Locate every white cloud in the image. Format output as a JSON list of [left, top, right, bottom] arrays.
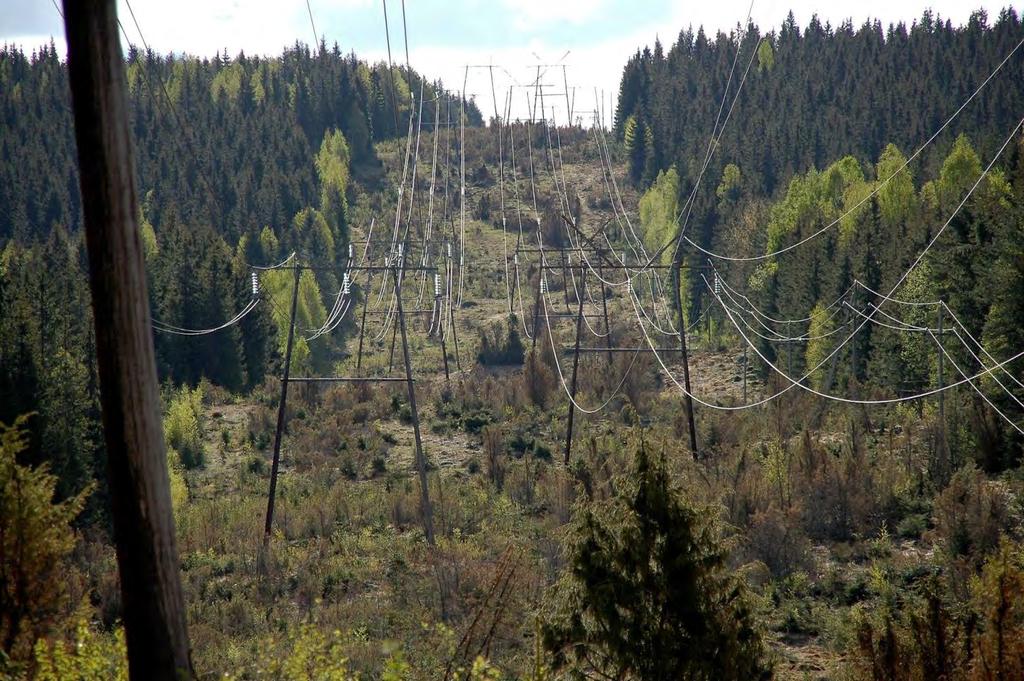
[[115, 0, 307, 56], [502, 0, 608, 30], [399, 3, 692, 125]]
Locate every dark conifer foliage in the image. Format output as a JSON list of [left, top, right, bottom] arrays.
[[0, 40, 481, 505], [616, 9, 1024, 240]]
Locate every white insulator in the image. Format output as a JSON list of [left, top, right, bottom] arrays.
[[540, 277, 548, 294], [398, 243, 404, 258], [342, 272, 351, 295], [348, 243, 353, 259], [513, 253, 518, 266], [434, 273, 442, 297], [251, 272, 259, 295], [447, 243, 452, 259]]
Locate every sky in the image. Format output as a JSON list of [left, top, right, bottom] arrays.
[[3, 1, 1020, 122]]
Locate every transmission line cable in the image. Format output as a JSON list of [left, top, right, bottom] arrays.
[[667, 31, 1024, 264], [633, 114, 1024, 410]]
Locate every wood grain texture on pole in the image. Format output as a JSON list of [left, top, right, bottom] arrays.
[[62, 0, 194, 678]]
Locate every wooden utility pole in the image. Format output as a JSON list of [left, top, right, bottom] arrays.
[[531, 271, 543, 351], [448, 287, 462, 370], [263, 264, 301, 547], [435, 282, 451, 381], [937, 304, 948, 476], [787, 320, 794, 377], [672, 264, 699, 459], [63, 0, 193, 677], [356, 271, 373, 373], [563, 268, 587, 465], [394, 266, 436, 545], [388, 312, 400, 372], [598, 259, 613, 368], [742, 344, 748, 403]]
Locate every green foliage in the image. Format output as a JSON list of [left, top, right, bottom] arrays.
[[476, 315, 525, 366], [210, 61, 245, 102], [756, 40, 774, 72], [165, 384, 206, 469], [876, 143, 917, 227], [937, 134, 983, 210], [0, 416, 91, 665], [804, 303, 836, 389], [32, 618, 127, 681], [716, 163, 743, 211], [291, 207, 336, 264], [542, 444, 770, 680], [228, 624, 355, 680], [260, 226, 281, 260], [261, 267, 329, 372], [139, 217, 158, 262], [849, 539, 1024, 681], [623, 114, 655, 184], [316, 128, 351, 229], [638, 166, 679, 266]]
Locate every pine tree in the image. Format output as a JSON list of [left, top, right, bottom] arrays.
[[542, 444, 770, 680]]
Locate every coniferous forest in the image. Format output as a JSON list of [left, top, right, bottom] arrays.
[[3, 6, 1024, 680]]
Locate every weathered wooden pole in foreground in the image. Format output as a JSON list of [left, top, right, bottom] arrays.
[[63, 0, 193, 677]]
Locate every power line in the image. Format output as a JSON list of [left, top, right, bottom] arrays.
[[669, 31, 1024, 265], [380, 0, 401, 133], [634, 114, 1023, 410], [119, 0, 222, 225], [305, 0, 321, 54]]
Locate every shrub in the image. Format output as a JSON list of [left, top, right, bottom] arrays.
[[522, 349, 554, 407], [165, 384, 206, 468], [0, 417, 91, 666], [848, 539, 1024, 681], [31, 617, 127, 681], [477, 316, 525, 366], [930, 464, 1017, 567], [483, 426, 505, 491], [744, 506, 813, 578]]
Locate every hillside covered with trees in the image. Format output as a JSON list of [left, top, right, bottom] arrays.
[[3, 6, 1024, 680]]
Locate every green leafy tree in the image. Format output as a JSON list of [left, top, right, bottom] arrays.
[[803, 302, 836, 390], [164, 384, 206, 469], [315, 128, 351, 231]]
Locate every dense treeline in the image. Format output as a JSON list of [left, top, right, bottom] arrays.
[[731, 133, 1024, 471], [0, 41, 481, 508], [617, 8, 1024, 248], [0, 41, 481, 244], [623, 9, 1024, 471]]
